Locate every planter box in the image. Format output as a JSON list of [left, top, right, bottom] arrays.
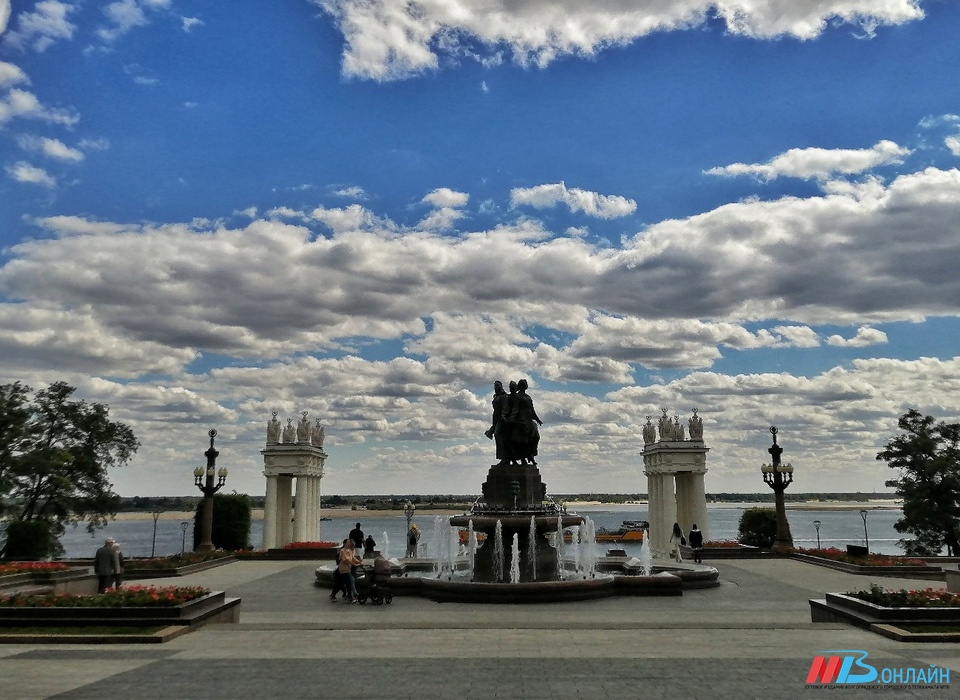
[[792, 553, 943, 580], [0, 567, 98, 596], [264, 548, 339, 560], [125, 555, 236, 579], [811, 592, 960, 642], [0, 591, 240, 628]]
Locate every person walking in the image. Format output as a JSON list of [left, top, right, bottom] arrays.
[[688, 524, 704, 564], [111, 541, 125, 589], [94, 538, 120, 593], [348, 522, 364, 550], [337, 539, 362, 603], [669, 522, 685, 563], [330, 539, 349, 601]]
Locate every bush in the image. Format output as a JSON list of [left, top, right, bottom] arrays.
[[738, 507, 778, 548], [193, 493, 251, 551], [2, 520, 57, 560]]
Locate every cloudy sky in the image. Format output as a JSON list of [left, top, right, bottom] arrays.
[[1, 0, 959, 499]]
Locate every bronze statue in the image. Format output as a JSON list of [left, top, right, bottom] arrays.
[[484, 380, 510, 465], [487, 378, 542, 466]]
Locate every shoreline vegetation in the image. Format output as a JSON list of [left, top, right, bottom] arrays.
[[109, 493, 902, 522]]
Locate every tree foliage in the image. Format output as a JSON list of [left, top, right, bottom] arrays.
[[193, 494, 252, 551], [0, 381, 139, 557], [877, 409, 960, 556], [737, 507, 778, 548]]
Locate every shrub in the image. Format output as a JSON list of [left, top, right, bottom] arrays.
[[0, 585, 210, 608], [0, 562, 69, 576], [737, 507, 778, 548], [193, 493, 251, 551], [2, 520, 57, 560]]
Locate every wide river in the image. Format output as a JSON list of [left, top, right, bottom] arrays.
[[59, 503, 908, 559]]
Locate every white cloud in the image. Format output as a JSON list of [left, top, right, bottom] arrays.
[[332, 185, 369, 199], [422, 187, 469, 208], [827, 326, 888, 347], [313, 0, 924, 81], [511, 182, 636, 219], [78, 137, 110, 151], [946, 136, 960, 157], [181, 16, 203, 32], [705, 140, 912, 180], [16, 134, 84, 162], [0, 61, 28, 87], [5, 160, 55, 187], [0, 88, 79, 126], [98, 0, 171, 42], [0, 0, 10, 35], [2, 0, 76, 52]]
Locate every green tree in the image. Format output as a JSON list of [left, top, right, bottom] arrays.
[[737, 507, 778, 548], [0, 381, 139, 558], [877, 409, 960, 556], [192, 494, 252, 551]]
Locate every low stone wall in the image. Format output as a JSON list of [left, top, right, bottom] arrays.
[[125, 555, 237, 579], [0, 568, 98, 596], [792, 553, 944, 580], [810, 592, 960, 642]]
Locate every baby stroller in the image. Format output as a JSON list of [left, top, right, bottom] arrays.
[[356, 562, 393, 605]]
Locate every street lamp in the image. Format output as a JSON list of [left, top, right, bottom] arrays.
[[860, 509, 869, 552], [180, 521, 189, 554], [193, 429, 227, 552], [761, 426, 794, 551], [150, 509, 162, 558], [813, 520, 822, 550]]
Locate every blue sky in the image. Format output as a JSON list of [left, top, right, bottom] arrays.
[[1, 0, 959, 498]]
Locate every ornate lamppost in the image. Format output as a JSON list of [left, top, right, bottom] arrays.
[[150, 508, 162, 558], [404, 500, 416, 530], [761, 426, 794, 550], [193, 429, 227, 552], [813, 519, 822, 549], [860, 509, 869, 552]]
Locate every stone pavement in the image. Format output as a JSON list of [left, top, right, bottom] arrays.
[[2, 559, 960, 699]]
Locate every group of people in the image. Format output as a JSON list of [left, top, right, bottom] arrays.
[[669, 522, 704, 563], [331, 522, 391, 603], [485, 379, 543, 466], [94, 538, 125, 593]]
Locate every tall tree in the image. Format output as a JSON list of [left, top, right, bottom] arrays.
[[877, 409, 960, 556], [0, 381, 139, 557]]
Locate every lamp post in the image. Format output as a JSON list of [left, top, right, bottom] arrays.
[[813, 519, 822, 550], [150, 509, 162, 558], [761, 426, 794, 551], [404, 500, 416, 530], [180, 521, 189, 554], [193, 429, 227, 552], [860, 509, 869, 552]]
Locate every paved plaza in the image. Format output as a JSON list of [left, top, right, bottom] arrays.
[[2, 559, 959, 699]]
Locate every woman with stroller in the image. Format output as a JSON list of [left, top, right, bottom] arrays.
[[333, 539, 362, 603]]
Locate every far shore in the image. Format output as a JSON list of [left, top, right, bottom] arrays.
[[110, 500, 901, 522]]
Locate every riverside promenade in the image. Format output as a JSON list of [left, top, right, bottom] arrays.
[[2, 559, 959, 699]]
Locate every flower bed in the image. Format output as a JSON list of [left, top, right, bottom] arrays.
[[283, 541, 338, 549], [848, 583, 960, 608], [126, 551, 233, 571], [0, 562, 69, 577], [799, 547, 926, 567], [0, 585, 210, 609], [704, 540, 741, 548], [791, 548, 942, 579], [811, 585, 960, 642]]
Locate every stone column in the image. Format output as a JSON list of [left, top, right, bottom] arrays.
[[262, 475, 279, 550], [646, 471, 677, 558], [293, 476, 308, 542], [689, 471, 709, 541], [307, 476, 318, 542], [675, 472, 694, 533], [277, 476, 293, 547]]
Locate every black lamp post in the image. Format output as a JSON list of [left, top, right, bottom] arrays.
[[404, 500, 415, 530], [150, 509, 162, 558], [813, 519, 822, 549], [761, 426, 794, 550], [860, 509, 869, 552], [180, 521, 189, 554], [193, 429, 227, 552]]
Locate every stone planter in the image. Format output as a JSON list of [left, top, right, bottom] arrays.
[[124, 555, 236, 579], [811, 592, 960, 642], [792, 553, 943, 580], [0, 567, 97, 596]]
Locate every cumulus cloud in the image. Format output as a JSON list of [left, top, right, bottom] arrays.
[[181, 16, 203, 32], [705, 140, 912, 180], [422, 187, 469, 208], [510, 182, 637, 219], [0, 61, 28, 87], [2, 0, 76, 52], [5, 160, 55, 187], [0, 88, 79, 126], [946, 136, 960, 157], [827, 326, 888, 347], [312, 0, 924, 81], [98, 0, 171, 43], [16, 134, 84, 161], [332, 185, 369, 199]]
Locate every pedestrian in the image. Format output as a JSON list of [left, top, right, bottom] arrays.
[[111, 541, 125, 589], [330, 539, 349, 602], [348, 522, 364, 550], [406, 523, 420, 558], [337, 539, 362, 603], [669, 522, 685, 563], [94, 538, 120, 593], [688, 524, 704, 564], [364, 534, 376, 557]]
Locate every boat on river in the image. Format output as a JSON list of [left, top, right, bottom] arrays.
[[564, 520, 648, 543]]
